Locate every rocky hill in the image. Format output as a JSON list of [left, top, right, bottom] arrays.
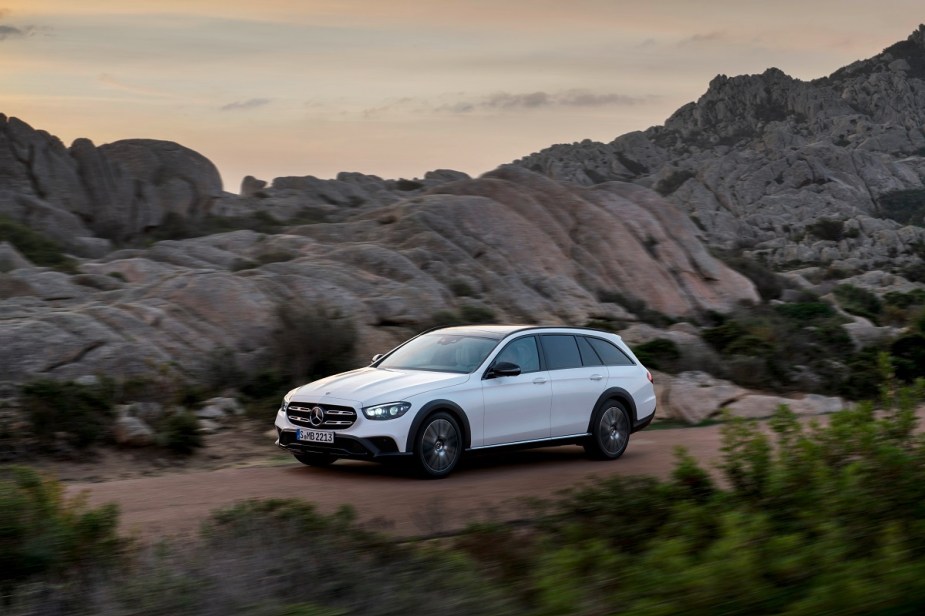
[[7, 27, 925, 419], [0, 115, 757, 383], [515, 25, 925, 282]]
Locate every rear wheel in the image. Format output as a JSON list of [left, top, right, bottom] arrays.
[[414, 412, 462, 478], [293, 452, 337, 467], [585, 400, 631, 460]]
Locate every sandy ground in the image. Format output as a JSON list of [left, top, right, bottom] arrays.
[[56, 422, 728, 540], [47, 407, 923, 541]]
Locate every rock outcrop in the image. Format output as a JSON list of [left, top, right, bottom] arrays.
[[0, 115, 223, 248], [1, 164, 757, 383], [514, 25, 925, 279]]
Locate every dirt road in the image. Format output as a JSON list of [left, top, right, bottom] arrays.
[[67, 424, 728, 539]]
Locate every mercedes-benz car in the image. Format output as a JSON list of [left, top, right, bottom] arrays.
[[275, 325, 656, 478]]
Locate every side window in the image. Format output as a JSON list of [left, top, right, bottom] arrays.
[[493, 336, 540, 373], [577, 336, 603, 366], [587, 337, 634, 366], [541, 335, 583, 370]]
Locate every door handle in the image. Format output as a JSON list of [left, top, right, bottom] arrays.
[[590, 374, 603, 381], [533, 377, 547, 385]]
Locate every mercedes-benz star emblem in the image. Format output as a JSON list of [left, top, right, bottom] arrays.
[[309, 406, 325, 427]]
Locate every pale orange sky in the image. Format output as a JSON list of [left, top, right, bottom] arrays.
[[1, 1, 922, 191]]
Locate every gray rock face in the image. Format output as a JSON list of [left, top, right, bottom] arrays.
[[514, 25, 925, 276], [1, 165, 757, 384], [0, 115, 224, 247]]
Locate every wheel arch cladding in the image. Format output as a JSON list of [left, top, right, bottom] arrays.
[[408, 399, 472, 451], [586, 388, 637, 433]]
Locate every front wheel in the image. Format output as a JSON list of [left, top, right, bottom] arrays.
[[293, 452, 337, 467], [585, 400, 631, 460], [414, 412, 462, 478]]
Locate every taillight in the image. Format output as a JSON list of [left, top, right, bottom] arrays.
[[646, 370, 653, 383]]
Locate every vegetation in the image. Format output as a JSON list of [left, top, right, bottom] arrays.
[[271, 302, 357, 383], [805, 218, 857, 241], [834, 283, 883, 323], [714, 251, 784, 301], [655, 169, 695, 196], [20, 379, 115, 451], [0, 215, 77, 273], [633, 338, 681, 372], [428, 304, 497, 328], [7, 376, 925, 615], [158, 411, 203, 454], [877, 187, 925, 227], [0, 466, 122, 591], [699, 300, 881, 398]]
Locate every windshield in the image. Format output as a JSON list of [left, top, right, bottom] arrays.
[[377, 333, 500, 374]]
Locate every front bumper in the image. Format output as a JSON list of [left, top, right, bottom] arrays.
[[276, 428, 412, 461]]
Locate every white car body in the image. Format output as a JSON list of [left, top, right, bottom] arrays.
[[275, 325, 656, 477]]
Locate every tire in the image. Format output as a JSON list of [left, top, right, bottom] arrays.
[[414, 412, 462, 478], [584, 400, 631, 460], [293, 452, 338, 467]]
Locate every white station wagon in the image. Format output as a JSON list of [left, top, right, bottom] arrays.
[[275, 325, 656, 478]]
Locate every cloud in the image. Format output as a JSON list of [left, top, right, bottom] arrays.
[[435, 89, 648, 113], [678, 31, 727, 46], [221, 98, 271, 111], [0, 23, 35, 40], [98, 73, 178, 98]]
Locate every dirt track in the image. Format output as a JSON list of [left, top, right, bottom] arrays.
[[67, 424, 728, 539]]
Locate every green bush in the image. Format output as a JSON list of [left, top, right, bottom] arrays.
[[834, 283, 883, 323], [806, 218, 847, 241], [633, 338, 681, 372], [718, 253, 784, 301], [271, 303, 357, 381], [20, 379, 115, 450], [0, 215, 77, 273], [0, 466, 121, 587], [700, 302, 874, 396], [877, 188, 925, 227], [159, 411, 203, 454], [453, 382, 925, 614]]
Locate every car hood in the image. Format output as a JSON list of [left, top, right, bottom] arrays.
[[291, 367, 470, 406]]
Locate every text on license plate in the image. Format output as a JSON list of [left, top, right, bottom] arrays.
[[296, 428, 334, 443]]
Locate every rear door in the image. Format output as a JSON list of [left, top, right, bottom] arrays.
[[541, 334, 607, 438]]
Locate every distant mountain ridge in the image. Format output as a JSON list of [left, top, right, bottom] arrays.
[[514, 25, 925, 280]]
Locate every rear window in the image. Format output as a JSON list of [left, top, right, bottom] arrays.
[[576, 336, 603, 366], [587, 337, 634, 366], [541, 335, 583, 370]]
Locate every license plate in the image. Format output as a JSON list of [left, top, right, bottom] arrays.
[[296, 428, 334, 443]]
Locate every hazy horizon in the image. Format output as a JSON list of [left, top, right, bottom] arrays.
[[1, 1, 922, 191]]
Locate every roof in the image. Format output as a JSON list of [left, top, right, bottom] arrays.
[[426, 324, 623, 340]]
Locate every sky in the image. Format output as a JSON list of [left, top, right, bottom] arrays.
[[1, 1, 923, 191]]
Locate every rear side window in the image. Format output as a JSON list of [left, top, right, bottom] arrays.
[[541, 335, 582, 370], [576, 336, 603, 366], [587, 337, 634, 366]]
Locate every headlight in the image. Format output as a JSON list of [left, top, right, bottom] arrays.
[[280, 388, 298, 413], [362, 402, 411, 420]]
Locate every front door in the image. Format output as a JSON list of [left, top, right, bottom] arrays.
[[481, 335, 551, 446]]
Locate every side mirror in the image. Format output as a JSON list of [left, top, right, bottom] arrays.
[[371, 354, 384, 364], [485, 361, 521, 379]]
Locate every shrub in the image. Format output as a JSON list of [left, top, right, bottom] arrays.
[[834, 283, 882, 323], [427, 304, 497, 328], [806, 218, 846, 241], [877, 188, 925, 227], [633, 338, 681, 372], [890, 334, 925, 383], [271, 303, 357, 381], [159, 411, 203, 454], [718, 253, 784, 301], [20, 379, 115, 450], [0, 466, 121, 588], [0, 215, 77, 273], [655, 169, 695, 196]]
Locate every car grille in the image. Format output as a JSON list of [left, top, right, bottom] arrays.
[[287, 403, 357, 429]]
